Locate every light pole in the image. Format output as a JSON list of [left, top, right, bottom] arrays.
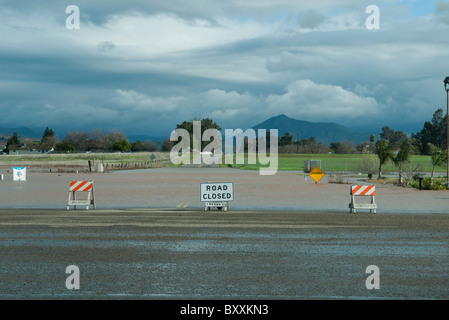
[[445, 77, 449, 188]]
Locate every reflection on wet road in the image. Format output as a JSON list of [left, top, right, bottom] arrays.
[[0, 209, 447, 299]]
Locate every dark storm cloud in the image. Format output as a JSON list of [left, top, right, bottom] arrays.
[[1, 0, 449, 139]]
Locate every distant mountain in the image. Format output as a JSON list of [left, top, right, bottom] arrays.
[[252, 114, 369, 145], [0, 127, 40, 138]]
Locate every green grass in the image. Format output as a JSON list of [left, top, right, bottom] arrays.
[[220, 153, 442, 173]]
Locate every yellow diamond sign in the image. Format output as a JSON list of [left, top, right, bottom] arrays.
[[309, 166, 325, 183]]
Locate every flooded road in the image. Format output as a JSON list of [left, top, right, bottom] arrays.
[[0, 209, 447, 299], [1, 168, 449, 213]]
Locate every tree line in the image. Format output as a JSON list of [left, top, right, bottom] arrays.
[[3, 127, 58, 152], [56, 130, 159, 153], [2, 108, 447, 168], [2, 128, 158, 153], [275, 108, 447, 181], [166, 110, 446, 183], [369, 109, 447, 182]]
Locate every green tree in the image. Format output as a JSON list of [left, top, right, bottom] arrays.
[[41, 127, 57, 147], [412, 109, 447, 154], [55, 141, 77, 153], [131, 140, 145, 152], [329, 142, 340, 153], [42, 127, 55, 140], [375, 139, 393, 178], [175, 118, 222, 151], [176, 117, 222, 134], [113, 139, 132, 152], [428, 143, 447, 186], [130, 140, 157, 152], [6, 131, 20, 149], [295, 136, 327, 154], [393, 138, 413, 184], [279, 132, 293, 146], [380, 126, 407, 146], [331, 140, 355, 154]]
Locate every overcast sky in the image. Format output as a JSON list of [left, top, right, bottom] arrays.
[[1, 0, 449, 139]]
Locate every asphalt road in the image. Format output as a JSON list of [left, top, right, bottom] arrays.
[[0, 208, 447, 300]]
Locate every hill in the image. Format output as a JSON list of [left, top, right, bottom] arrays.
[[252, 114, 368, 145], [0, 127, 40, 138]]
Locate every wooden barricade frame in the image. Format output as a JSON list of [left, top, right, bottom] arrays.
[[349, 185, 376, 214], [67, 180, 96, 210]]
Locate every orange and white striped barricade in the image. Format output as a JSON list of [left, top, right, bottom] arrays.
[[67, 180, 96, 210], [349, 185, 376, 214]]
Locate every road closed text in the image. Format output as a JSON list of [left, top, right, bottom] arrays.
[[202, 192, 232, 201], [200, 182, 234, 202]]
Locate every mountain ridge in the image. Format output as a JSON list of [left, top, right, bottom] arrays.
[[251, 114, 369, 145], [0, 127, 41, 139]]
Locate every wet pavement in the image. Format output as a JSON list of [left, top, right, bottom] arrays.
[[0, 209, 447, 299]]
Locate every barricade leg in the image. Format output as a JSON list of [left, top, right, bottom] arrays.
[[350, 195, 356, 214], [86, 191, 90, 210], [92, 187, 96, 210], [67, 191, 76, 210]]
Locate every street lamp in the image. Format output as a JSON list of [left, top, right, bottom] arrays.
[[445, 77, 449, 188]]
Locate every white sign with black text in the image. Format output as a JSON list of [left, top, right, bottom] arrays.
[[200, 182, 234, 202]]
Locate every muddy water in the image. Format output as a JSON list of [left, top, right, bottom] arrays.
[[1, 167, 447, 299], [0, 167, 449, 214]]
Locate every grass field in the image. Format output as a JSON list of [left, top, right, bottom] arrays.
[[221, 153, 443, 174], [0, 152, 174, 172]]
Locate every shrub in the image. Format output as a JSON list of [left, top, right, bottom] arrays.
[[411, 177, 447, 190]]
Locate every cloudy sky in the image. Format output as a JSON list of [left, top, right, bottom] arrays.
[[1, 0, 449, 140]]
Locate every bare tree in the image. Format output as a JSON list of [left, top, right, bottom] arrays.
[[105, 130, 127, 151], [142, 140, 158, 151]]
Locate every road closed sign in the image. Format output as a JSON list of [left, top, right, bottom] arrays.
[[200, 182, 234, 202]]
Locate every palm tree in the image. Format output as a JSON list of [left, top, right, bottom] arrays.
[[428, 143, 447, 186], [393, 138, 413, 185], [375, 139, 392, 178]]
